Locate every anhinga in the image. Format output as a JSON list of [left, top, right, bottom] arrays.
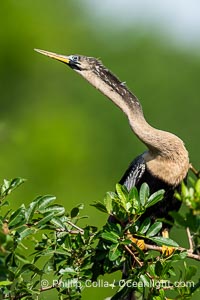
[[34, 48, 189, 234]]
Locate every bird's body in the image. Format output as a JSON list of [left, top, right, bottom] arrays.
[[35, 49, 190, 229], [119, 155, 183, 228]]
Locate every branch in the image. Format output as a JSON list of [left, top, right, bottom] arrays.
[[186, 227, 194, 252], [40, 285, 56, 292], [124, 245, 143, 267], [190, 163, 200, 179], [145, 243, 200, 261], [66, 220, 84, 234], [124, 245, 153, 280]]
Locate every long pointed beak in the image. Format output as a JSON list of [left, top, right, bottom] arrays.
[[34, 48, 70, 64]]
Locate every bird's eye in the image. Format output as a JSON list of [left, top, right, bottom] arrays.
[[71, 55, 79, 62], [68, 55, 81, 70]]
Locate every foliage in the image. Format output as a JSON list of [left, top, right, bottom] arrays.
[[0, 178, 200, 300]]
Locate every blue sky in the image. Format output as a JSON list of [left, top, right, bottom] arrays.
[[85, 0, 200, 48]]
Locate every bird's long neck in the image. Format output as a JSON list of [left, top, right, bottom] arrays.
[[80, 68, 176, 153], [79, 67, 189, 185]]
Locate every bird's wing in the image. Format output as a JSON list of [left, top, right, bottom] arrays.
[[119, 155, 146, 191]]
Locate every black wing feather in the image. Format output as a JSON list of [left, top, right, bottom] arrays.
[[119, 155, 146, 191]]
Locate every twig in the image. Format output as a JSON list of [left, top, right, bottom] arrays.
[[124, 245, 143, 267], [145, 243, 200, 261], [124, 245, 153, 279], [66, 220, 84, 234], [190, 163, 200, 179], [40, 285, 56, 292], [186, 227, 194, 253]]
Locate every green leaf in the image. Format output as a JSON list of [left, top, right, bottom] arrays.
[[36, 212, 54, 227], [0, 179, 10, 195], [0, 178, 26, 197], [59, 267, 77, 275], [77, 203, 84, 210], [37, 195, 56, 210], [195, 179, 200, 194], [0, 281, 12, 286], [101, 231, 119, 243], [153, 289, 165, 300], [181, 181, 189, 197], [17, 227, 34, 240], [168, 268, 176, 276], [19, 263, 43, 275], [146, 190, 164, 208], [129, 186, 139, 201], [109, 243, 121, 261], [139, 183, 150, 206], [171, 252, 187, 261], [116, 183, 128, 203], [9, 177, 26, 191], [71, 207, 79, 218], [0, 232, 7, 244], [146, 222, 162, 237], [9, 206, 25, 228], [174, 191, 181, 200], [122, 239, 133, 245], [50, 217, 66, 229], [91, 201, 108, 213], [104, 193, 113, 214], [0, 200, 9, 208], [139, 218, 151, 234], [185, 265, 197, 281], [155, 260, 163, 276], [25, 200, 39, 222], [70, 204, 84, 218], [150, 236, 179, 247], [169, 211, 186, 227], [39, 204, 65, 216], [140, 274, 151, 287], [6, 253, 18, 267]]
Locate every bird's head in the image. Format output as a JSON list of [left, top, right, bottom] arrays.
[[34, 48, 97, 73], [34, 48, 142, 115]]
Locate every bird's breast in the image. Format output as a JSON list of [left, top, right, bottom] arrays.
[[143, 151, 189, 186]]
